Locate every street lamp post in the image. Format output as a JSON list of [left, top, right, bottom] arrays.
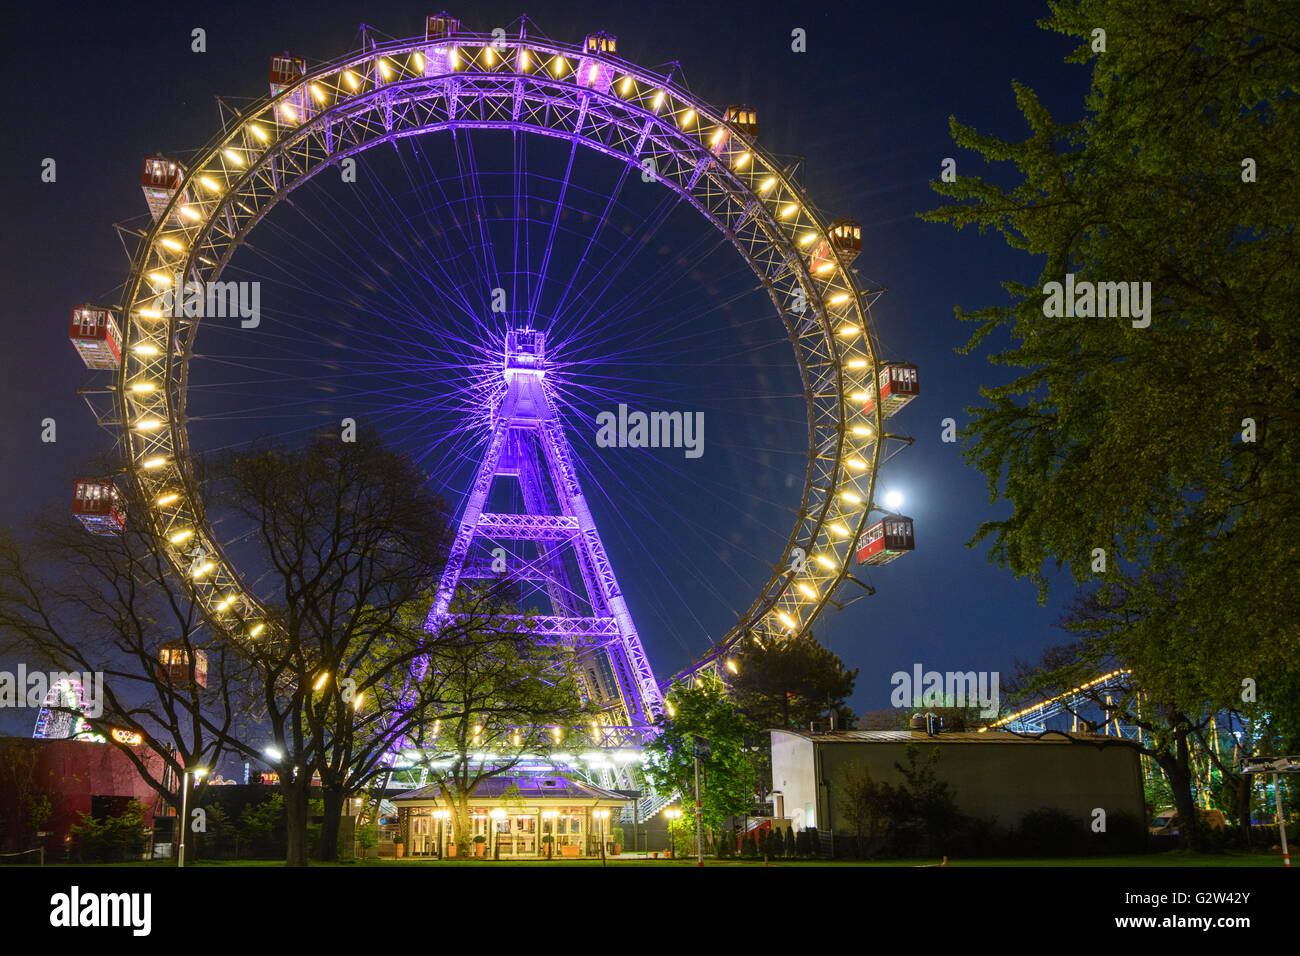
[[692, 734, 712, 868], [665, 807, 682, 858], [1243, 755, 1299, 867], [177, 765, 207, 868]]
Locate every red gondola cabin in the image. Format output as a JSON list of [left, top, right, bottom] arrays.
[[269, 53, 309, 121], [69, 305, 123, 370], [157, 642, 208, 688], [861, 362, 919, 418], [269, 53, 306, 93], [808, 218, 862, 274], [855, 516, 914, 566], [426, 12, 461, 40], [72, 479, 126, 535], [141, 155, 187, 222]]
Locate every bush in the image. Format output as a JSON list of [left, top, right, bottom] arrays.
[[784, 825, 795, 857], [1095, 810, 1148, 855], [943, 815, 1009, 859], [1014, 807, 1090, 857], [70, 801, 149, 863], [795, 828, 811, 857], [192, 802, 236, 860], [357, 822, 379, 851], [237, 794, 285, 859], [806, 826, 820, 857]]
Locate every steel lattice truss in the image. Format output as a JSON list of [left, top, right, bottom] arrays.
[[476, 513, 580, 540], [106, 23, 906, 688], [429, 330, 663, 733]]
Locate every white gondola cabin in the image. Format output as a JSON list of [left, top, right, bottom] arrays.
[[69, 305, 123, 370], [72, 478, 126, 535], [861, 362, 919, 418], [855, 516, 914, 566], [140, 155, 188, 223], [157, 641, 208, 688]]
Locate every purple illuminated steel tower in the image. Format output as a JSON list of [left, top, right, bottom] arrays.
[[427, 330, 664, 737]]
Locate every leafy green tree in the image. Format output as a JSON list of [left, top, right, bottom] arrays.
[[885, 745, 961, 856], [405, 604, 586, 858], [645, 673, 759, 837], [838, 761, 891, 857], [924, 0, 1298, 621], [923, 0, 1299, 847], [1028, 576, 1249, 847], [729, 635, 858, 731]]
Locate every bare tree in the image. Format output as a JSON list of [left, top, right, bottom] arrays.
[[0, 503, 260, 847], [203, 431, 456, 863]]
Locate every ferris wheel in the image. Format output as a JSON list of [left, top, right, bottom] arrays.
[[69, 13, 919, 712], [32, 678, 102, 741]]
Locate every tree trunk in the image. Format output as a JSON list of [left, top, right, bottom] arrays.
[[1156, 724, 1200, 850], [283, 780, 309, 867], [453, 796, 472, 857], [317, 786, 344, 862], [1236, 774, 1252, 847]]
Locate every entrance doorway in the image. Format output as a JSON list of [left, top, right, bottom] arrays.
[[496, 814, 537, 857]]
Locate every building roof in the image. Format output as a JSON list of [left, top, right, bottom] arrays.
[[773, 729, 1139, 747], [392, 774, 630, 803]]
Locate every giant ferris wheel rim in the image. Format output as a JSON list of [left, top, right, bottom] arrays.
[[110, 23, 891, 674]]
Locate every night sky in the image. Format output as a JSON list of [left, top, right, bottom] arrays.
[[0, 0, 1093, 736]]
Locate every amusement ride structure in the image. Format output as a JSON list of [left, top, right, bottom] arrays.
[[67, 14, 921, 813]]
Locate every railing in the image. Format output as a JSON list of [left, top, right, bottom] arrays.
[[623, 789, 674, 825]]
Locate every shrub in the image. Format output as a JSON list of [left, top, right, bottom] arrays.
[[1096, 810, 1147, 855], [237, 793, 285, 859], [357, 822, 379, 851], [1015, 807, 1089, 857], [795, 828, 811, 857], [70, 800, 148, 863], [193, 802, 236, 860], [784, 825, 795, 857]]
